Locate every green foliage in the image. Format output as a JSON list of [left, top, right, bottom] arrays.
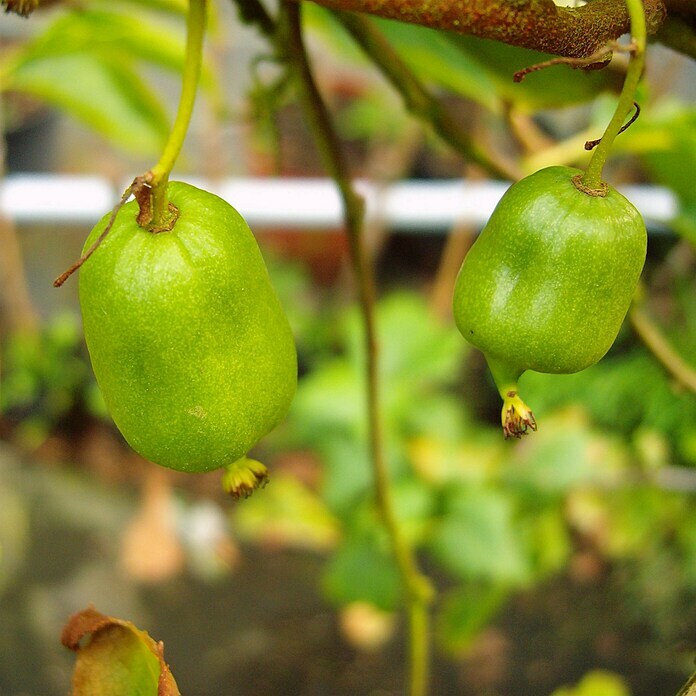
[[242, 269, 696, 656], [428, 483, 530, 584], [0, 1, 219, 156], [305, 6, 621, 114], [0, 313, 103, 446], [551, 670, 631, 696], [636, 104, 696, 246]]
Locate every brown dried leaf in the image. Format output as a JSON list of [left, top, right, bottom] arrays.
[[61, 605, 180, 696]]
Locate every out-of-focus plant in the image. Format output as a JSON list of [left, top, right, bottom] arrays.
[[0, 312, 105, 447], [0, 0, 221, 156]]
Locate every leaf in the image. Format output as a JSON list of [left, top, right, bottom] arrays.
[[93, 0, 188, 14], [436, 584, 509, 654], [305, 8, 619, 112], [622, 103, 696, 206], [428, 485, 530, 585], [61, 606, 180, 696], [443, 33, 623, 111], [370, 19, 499, 111], [11, 9, 186, 72], [233, 473, 340, 551], [551, 670, 631, 696], [7, 53, 169, 155], [322, 533, 402, 611]]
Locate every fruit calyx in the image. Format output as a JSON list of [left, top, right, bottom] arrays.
[[221, 457, 269, 500], [486, 357, 537, 439], [501, 389, 537, 439]]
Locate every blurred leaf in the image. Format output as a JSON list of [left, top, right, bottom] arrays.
[[322, 533, 402, 611], [505, 409, 626, 496], [61, 606, 180, 696], [7, 52, 169, 155], [306, 7, 619, 112], [233, 473, 340, 551], [318, 436, 373, 514], [624, 102, 696, 205], [9, 9, 186, 71], [93, 0, 188, 14], [356, 293, 466, 386], [391, 477, 436, 545], [522, 349, 696, 466], [551, 670, 631, 696], [620, 101, 696, 245], [602, 488, 683, 559], [291, 360, 365, 440], [436, 583, 509, 654], [1, 315, 94, 433], [372, 19, 498, 111], [408, 432, 502, 486], [428, 485, 530, 585], [522, 508, 571, 578], [444, 34, 622, 111]]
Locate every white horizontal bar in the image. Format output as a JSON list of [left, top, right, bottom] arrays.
[[0, 174, 678, 232]]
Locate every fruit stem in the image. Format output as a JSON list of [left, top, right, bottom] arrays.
[[580, 0, 646, 192], [147, 0, 207, 229], [486, 357, 537, 438], [283, 5, 434, 696]]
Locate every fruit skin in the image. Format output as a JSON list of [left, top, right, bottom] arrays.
[[79, 181, 297, 473], [453, 166, 647, 436]]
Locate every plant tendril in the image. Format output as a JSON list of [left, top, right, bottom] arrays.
[[584, 101, 641, 150]]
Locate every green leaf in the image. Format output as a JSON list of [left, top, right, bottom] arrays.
[[444, 33, 622, 111], [624, 103, 696, 205], [436, 584, 509, 654], [551, 670, 631, 696], [8, 53, 169, 155], [233, 473, 340, 551], [93, 0, 187, 14], [62, 606, 180, 696], [428, 485, 530, 585], [10, 9, 186, 72], [371, 19, 498, 111], [322, 533, 402, 611], [505, 412, 618, 496]]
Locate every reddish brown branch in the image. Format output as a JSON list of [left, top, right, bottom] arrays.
[[294, 0, 667, 58]]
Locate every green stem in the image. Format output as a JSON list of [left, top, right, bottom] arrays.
[[581, 0, 646, 191], [282, 4, 433, 695], [148, 0, 207, 227]]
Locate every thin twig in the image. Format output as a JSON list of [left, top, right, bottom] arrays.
[[53, 177, 144, 287], [630, 306, 696, 394], [584, 101, 641, 150], [512, 42, 627, 82]]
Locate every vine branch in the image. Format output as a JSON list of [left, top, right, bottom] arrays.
[[282, 3, 433, 695], [290, 0, 667, 59]]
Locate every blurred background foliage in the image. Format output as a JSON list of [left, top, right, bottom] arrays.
[[1, 0, 696, 694]]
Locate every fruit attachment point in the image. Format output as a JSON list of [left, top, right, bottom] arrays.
[[501, 390, 537, 439], [221, 457, 269, 500]]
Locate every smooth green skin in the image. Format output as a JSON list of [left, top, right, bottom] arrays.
[[453, 166, 647, 386], [79, 182, 297, 473]]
